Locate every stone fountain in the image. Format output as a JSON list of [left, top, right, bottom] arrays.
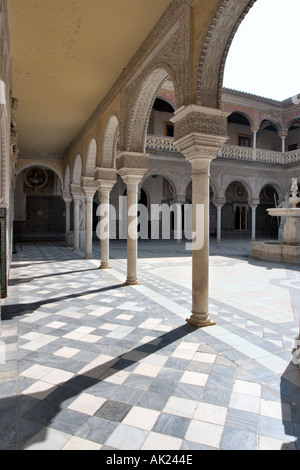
[[251, 179, 300, 265]]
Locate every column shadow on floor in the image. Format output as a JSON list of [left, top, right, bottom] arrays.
[[1, 283, 126, 321], [0, 323, 195, 450], [7, 267, 101, 287]]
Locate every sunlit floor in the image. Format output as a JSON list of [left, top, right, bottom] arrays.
[[0, 238, 300, 450]]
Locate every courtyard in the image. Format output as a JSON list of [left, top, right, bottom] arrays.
[[0, 238, 299, 450]]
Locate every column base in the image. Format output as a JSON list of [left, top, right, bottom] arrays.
[[125, 277, 140, 286], [99, 263, 111, 270], [186, 312, 216, 328], [84, 254, 94, 260]]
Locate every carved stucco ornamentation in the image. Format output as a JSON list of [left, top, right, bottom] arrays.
[[66, 0, 192, 157], [64, 164, 71, 191], [116, 153, 148, 172], [94, 167, 117, 183], [85, 138, 97, 177], [101, 114, 120, 169], [72, 154, 82, 185], [195, 0, 257, 109], [174, 112, 228, 142], [120, 8, 191, 154]]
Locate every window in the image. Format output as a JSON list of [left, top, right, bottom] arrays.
[[288, 143, 298, 151], [164, 122, 174, 137], [238, 135, 251, 147]]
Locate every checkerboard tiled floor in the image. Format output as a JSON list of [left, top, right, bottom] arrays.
[[0, 239, 300, 450]]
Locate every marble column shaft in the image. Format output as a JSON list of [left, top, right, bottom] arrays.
[[63, 192, 72, 247], [82, 182, 97, 260], [71, 184, 82, 252], [95, 168, 117, 270], [116, 152, 148, 286], [171, 105, 229, 327]]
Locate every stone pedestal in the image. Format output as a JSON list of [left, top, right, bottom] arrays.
[[283, 216, 300, 246], [116, 152, 148, 286], [171, 105, 229, 327]]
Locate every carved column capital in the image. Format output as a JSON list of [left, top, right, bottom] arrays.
[[171, 105, 229, 171], [94, 168, 117, 193], [82, 177, 98, 200], [70, 184, 82, 200], [116, 152, 149, 185], [63, 190, 72, 203]]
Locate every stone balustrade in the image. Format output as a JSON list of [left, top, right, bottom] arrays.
[[146, 135, 179, 153], [146, 137, 300, 165], [218, 144, 300, 165]]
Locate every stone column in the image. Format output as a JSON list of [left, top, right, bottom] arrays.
[[174, 195, 185, 242], [94, 168, 117, 269], [63, 191, 72, 247], [249, 199, 260, 241], [251, 127, 259, 160], [70, 184, 82, 252], [82, 177, 97, 260], [171, 105, 228, 327], [280, 133, 288, 153], [214, 198, 226, 242], [116, 152, 148, 286]]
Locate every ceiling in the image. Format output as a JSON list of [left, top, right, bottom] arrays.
[[9, 0, 172, 154]]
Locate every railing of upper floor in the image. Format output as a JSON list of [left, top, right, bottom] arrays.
[[146, 135, 179, 153], [218, 145, 300, 165], [146, 135, 300, 165]]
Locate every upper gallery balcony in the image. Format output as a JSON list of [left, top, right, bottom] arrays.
[[146, 134, 300, 165]]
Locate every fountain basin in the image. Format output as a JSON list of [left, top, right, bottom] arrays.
[[251, 240, 300, 265], [250, 179, 300, 264], [267, 208, 300, 218]]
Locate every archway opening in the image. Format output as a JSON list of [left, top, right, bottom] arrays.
[[227, 112, 252, 147], [14, 166, 65, 242], [257, 185, 279, 238], [223, 182, 250, 237]]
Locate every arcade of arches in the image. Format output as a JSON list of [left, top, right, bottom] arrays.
[[1, 0, 300, 403]]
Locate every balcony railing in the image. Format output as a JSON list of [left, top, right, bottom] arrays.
[[146, 136, 300, 165], [218, 144, 300, 165], [146, 135, 179, 153]]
